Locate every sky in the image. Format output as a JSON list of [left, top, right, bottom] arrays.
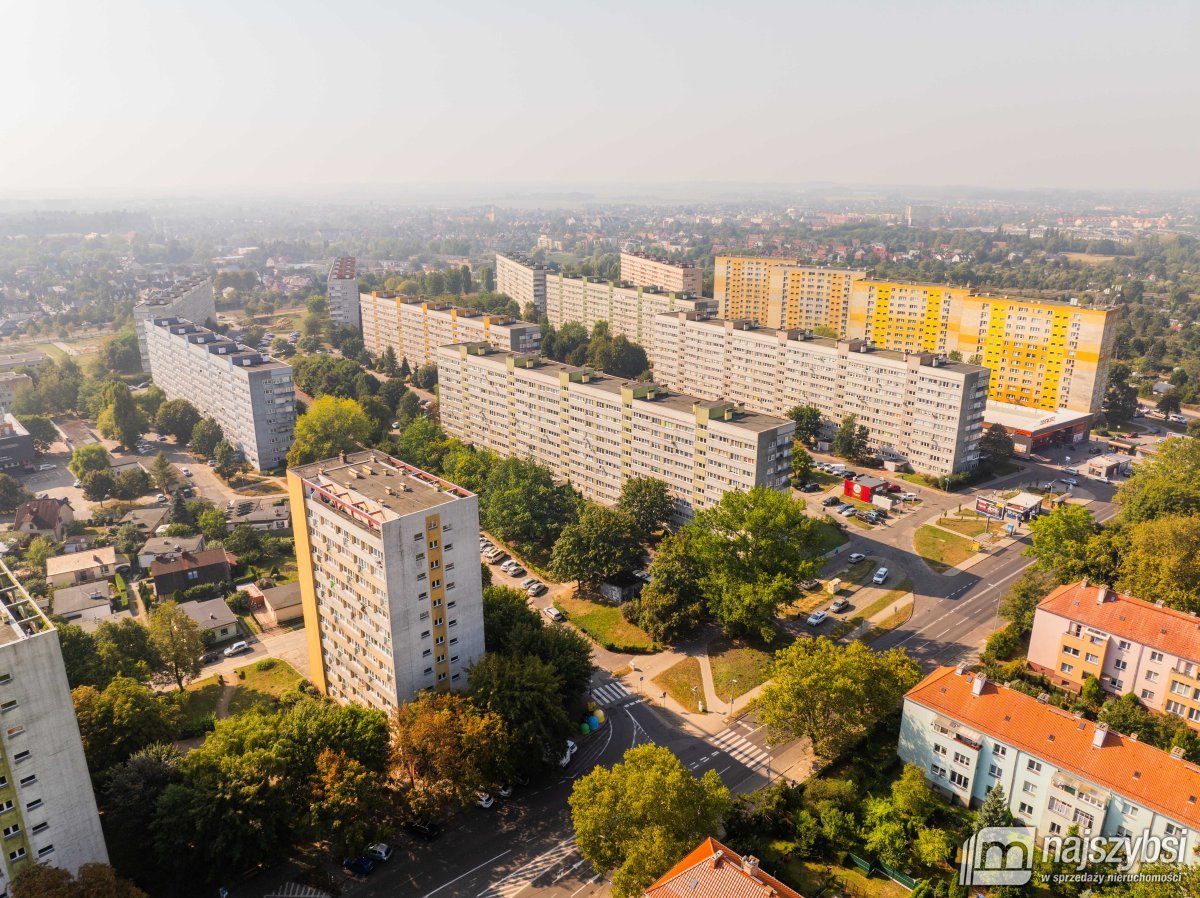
[[4, 0, 1198, 197]]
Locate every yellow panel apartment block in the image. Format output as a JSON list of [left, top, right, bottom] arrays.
[[714, 256, 866, 330]]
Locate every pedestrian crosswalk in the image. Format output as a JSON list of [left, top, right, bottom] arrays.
[[478, 838, 579, 898], [590, 681, 632, 706], [711, 726, 772, 770]]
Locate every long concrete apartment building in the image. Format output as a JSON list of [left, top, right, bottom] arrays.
[[288, 450, 486, 710], [437, 343, 793, 518], [327, 257, 361, 332], [714, 256, 868, 332], [359, 292, 541, 369], [542, 272, 715, 345], [495, 251, 549, 313], [652, 312, 989, 476], [1029, 580, 1200, 730], [901, 665, 1200, 856], [133, 276, 216, 370], [619, 251, 703, 295], [0, 557, 109, 890], [846, 281, 1118, 414], [145, 317, 296, 470]]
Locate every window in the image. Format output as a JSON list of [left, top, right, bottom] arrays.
[[29, 822, 46, 835], [1085, 653, 1099, 664], [933, 743, 947, 756], [1027, 760, 1043, 773], [1124, 802, 1140, 816], [949, 771, 969, 789], [931, 763, 947, 778], [1022, 781, 1037, 795], [1118, 640, 1131, 650], [0, 700, 16, 713], [8, 847, 24, 862], [1141, 689, 1156, 701], [953, 752, 971, 766], [17, 775, 34, 787], [1166, 823, 1183, 836], [1049, 822, 1063, 835], [989, 764, 1003, 778], [1060, 663, 1074, 674], [1114, 659, 1128, 671], [1019, 802, 1034, 816], [2, 824, 18, 838], [36, 845, 53, 858], [1151, 651, 1165, 663], [24, 799, 41, 811], [992, 744, 1008, 757], [11, 751, 29, 763], [1172, 681, 1190, 696], [1146, 671, 1160, 683], [0, 673, 10, 685]]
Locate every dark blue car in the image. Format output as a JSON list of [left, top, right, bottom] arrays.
[[343, 856, 376, 877]]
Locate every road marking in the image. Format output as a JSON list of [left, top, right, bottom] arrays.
[[710, 727, 771, 767], [420, 849, 512, 898], [625, 705, 655, 748], [589, 682, 631, 706], [479, 839, 578, 897], [570, 874, 601, 897]]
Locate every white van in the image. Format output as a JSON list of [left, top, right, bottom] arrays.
[[829, 463, 846, 475]]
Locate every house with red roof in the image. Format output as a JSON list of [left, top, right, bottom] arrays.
[[644, 837, 803, 898]]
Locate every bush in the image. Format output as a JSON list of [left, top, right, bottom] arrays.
[[254, 658, 276, 672], [178, 712, 217, 739], [982, 625, 1021, 663]]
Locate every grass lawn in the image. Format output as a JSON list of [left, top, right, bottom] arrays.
[[914, 525, 976, 572], [839, 559, 876, 585], [27, 342, 69, 361], [865, 602, 915, 642], [808, 471, 842, 487], [936, 514, 989, 537], [783, 859, 911, 898], [555, 593, 658, 654], [708, 634, 791, 700], [853, 577, 914, 621], [811, 520, 849, 553], [227, 658, 303, 715], [652, 656, 704, 710], [180, 675, 223, 735]]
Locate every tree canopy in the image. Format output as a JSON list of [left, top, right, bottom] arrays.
[[286, 395, 373, 466]]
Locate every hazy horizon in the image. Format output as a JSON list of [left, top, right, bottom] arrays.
[[6, 0, 1198, 196]]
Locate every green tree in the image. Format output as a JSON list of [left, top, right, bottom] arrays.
[[997, 569, 1062, 635], [550, 505, 644, 586], [792, 446, 815, 481], [197, 507, 229, 542], [100, 327, 144, 374], [59, 623, 104, 688], [93, 617, 161, 685], [113, 522, 145, 559], [395, 417, 451, 472], [72, 677, 179, 772], [0, 473, 31, 512], [155, 399, 200, 443], [148, 601, 205, 691], [69, 443, 111, 479], [469, 653, 572, 778], [136, 384, 166, 421], [1116, 437, 1200, 523], [569, 744, 731, 898], [411, 364, 438, 389], [113, 465, 152, 499], [862, 765, 940, 869], [756, 638, 921, 760], [169, 490, 193, 526], [286, 396, 373, 467], [151, 451, 176, 493], [378, 346, 399, 376], [616, 477, 675, 541], [378, 377, 408, 411], [307, 748, 389, 858], [98, 386, 148, 449], [1116, 514, 1200, 612], [831, 414, 870, 461], [787, 405, 824, 446], [212, 440, 243, 481], [99, 744, 183, 888], [480, 457, 579, 555], [1026, 504, 1098, 581], [974, 783, 1014, 832], [82, 468, 116, 502], [23, 535, 58, 573], [1157, 389, 1183, 416], [481, 586, 593, 702], [979, 423, 1014, 468], [12, 863, 148, 898], [189, 417, 223, 458], [1104, 363, 1139, 425], [15, 414, 57, 451]]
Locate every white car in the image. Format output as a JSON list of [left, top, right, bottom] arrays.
[[181, 468, 193, 477], [223, 641, 251, 657], [847, 552, 866, 564], [365, 843, 393, 862], [543, 606, 564, 622], [899, 492, 919, 501], [520, 577, 538, 590], [559, 739, 578, 767], [633, 569, 652, 583], [872, 567, 889, 585], [806, 610, 828, 627], [475, 792, 494, 809], [155, 493, 167, 503], [1060, 477, 1078, 487], [528, 583, 548, 597], [500, 559, 520, 573]]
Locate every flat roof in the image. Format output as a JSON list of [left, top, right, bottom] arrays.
[[148, 317, 293, 372], [983, 400, 1092, 431], [137, 275, 210, 306], [292, 450, 474, 524], [0, 557, 56, 646]]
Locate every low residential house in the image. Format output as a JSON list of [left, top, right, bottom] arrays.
[[899, 665, 1200, 855], [11, 496, 74, 540], [227, 498, 292, 534], [46, 546, 121, 588], [118, 505, 169, 536], [45, 582, 114, 623], [180, 597, 238, 641], [79, 608, 132, 633], [137, 534, 205, 571], [260, 582, 303, 626], [60, 534, 93, 555], [0, 414, 35, 471], [644, 837, 801, 898], [151, 548, 231, 597]]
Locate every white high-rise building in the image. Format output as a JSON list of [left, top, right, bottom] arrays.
[[133, 277, 216, 370], [437, 344, 793, 519], [619, 251, 703, 296], [327, 257, 361, 332], [145, 318, 296, 470], [495, 252, 548, 313], [0, 558, 109, 890], [542, 272, 716, 346], [288, 450, 487, 709], [652, 312, 989, 476], [359, 293, 541, 369]]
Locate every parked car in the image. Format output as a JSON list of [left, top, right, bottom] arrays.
[[181, 468, 193, 477], [155, 493, 167, 503], [223, 641, 251, 657], [506, 565, 526, 577], [73, 479, 82, 488], [558, 739, 578, 767], [830, 598, 851, 613], [342, 857, 376, 877], [821, 496, 841, 507], [1064, 466, 1079, 475], [1095, 475, 1111, 484], [500, 559, 520, 573], [633, 569, 652, 583], [528, 582, 548, 597], [847, 552, 866, 564], [806, 610, 829, 627], [872, 567, 890, 585], [899, 492, 919, 501], [543, 606, 564, 622], [520, 577, 538, 590], [403, 820, 441, 841], [366, 843, 394, 863], [37, 464, 56, 471], [1061, 477, 1078, 487], [475, 791, 495, 809], [838, 505, 857, 516], [800, 482, 821, 493]]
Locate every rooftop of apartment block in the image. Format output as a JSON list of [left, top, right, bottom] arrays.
[[622, 250, 697, 270], [497, 251, 550, 270], [859, 279, 1116, 310], [137, 275, 211, 307], [443, 344, 790, 433], [361, 292, 537, 327], [908, 665, 1200, 830], [147, 317, 293, 372], [329, 257, 357, 280], [0, 557, 57, 646], [1039, 580, 1200, 662], [292, 450, 474, 522]]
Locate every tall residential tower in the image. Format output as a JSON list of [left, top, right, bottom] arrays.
[[327, 257, 361, 332]]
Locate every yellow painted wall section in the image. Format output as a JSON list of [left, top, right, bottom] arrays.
[[287, 471, 327, 695]]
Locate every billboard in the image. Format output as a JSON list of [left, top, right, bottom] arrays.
[[975, 497, 1004, 519]]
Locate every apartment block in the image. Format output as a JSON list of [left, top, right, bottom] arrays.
[[0, 373, 31, 411], [359, 292, 540, 369], [437, 344, 793, 519], [1029, 580, 1200, 730], [0, 558, 109, 890], [900, 665, 1200, 855], [133, 276, 216, 370], [327, 257, 361, 332], [542, 272, 715, 346], [287, 450, 486, 710], [652, 312, 988, 475], [495, 252, 548, 313], [713, 257, 868, 331], [145, 318, 296, 470], [846, 281, 1118, 414], [619, 251, 703, 296]]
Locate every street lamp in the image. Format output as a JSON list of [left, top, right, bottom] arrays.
[[728, 678, 738, 717], [691, 685, 700, 713]]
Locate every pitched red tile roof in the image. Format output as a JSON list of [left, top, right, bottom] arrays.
[[150, 548, 230, 577], [1038, 580, 1200, 662], [12, 496, 70, 531], [645, 837, 803, 898], [907, 666, 1200, 829]]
